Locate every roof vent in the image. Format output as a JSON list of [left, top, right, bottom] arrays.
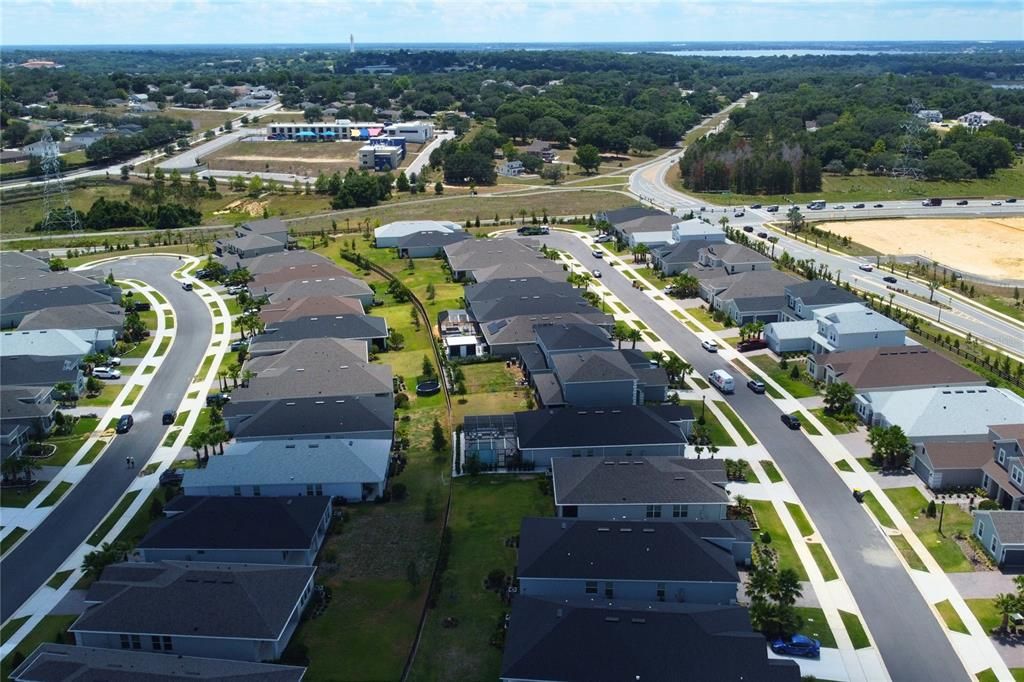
[[642, 528, 655, 533], [619, 527, 632, 533], [597, 527, 610, 532], [604, 616, 620, 623], [631, 618, 646, 624]]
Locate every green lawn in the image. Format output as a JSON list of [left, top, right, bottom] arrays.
[[760, 460, 783, 483], [976, 670, 1024, 682], [75, 383, 121, 407], [840, 610, 871, 649], [714, 400, 757, 445], [857, 457, 881, 472], [935, 599, 969, 634], [793, 607, 836, 648], [0, 616, 29, 643], [690, 376, 710, 390], [38, 481, 72, 508], [112, 490, 160, 546], [80, 440, 107, 465], [966, 598, 1001, 634], [1, 484, 42, 508], [800, 416, 822, 436], [748, 355, 818, 398], [87, 490, 140, 545], [154, 336, 172, 357], [162, 429, 182, 447], [1, 527, 27, 555], [194, 354, 216, 381], [122, 384, 143, 406], [685, 306, 730, 331], [38, 417, 99, 466], [807, 543, 839, 581], [0, 615, 77, 679], [750, 500, 809, 581], [891, 534, 928, 571], [409, 477, 552, 682], [811, 408, 860, 435], [46, 570, 74, 590], [678, 401, 736, 447], [785, 502, 815, 537], [834, 459, 854, 472], [120, 336, 155, 359], [885, 487, 972, 572], [862, 491, 895, 529]]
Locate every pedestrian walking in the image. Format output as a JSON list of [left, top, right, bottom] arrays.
[[130, 456, 135, 468], [126, 456, 130, 468]]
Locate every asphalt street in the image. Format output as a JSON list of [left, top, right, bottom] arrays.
[[544, 231, 971, 682], [0, 257, 211, 622]]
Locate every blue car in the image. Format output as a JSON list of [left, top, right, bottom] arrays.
[[770, 634, 821, 658]]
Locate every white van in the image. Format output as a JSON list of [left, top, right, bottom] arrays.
[[709, 369, 735, 394]]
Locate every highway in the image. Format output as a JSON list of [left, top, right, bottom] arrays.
[[542, 231, 971, 682], [0, 257, 211, 622]]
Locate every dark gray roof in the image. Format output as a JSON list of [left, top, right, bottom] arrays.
[[139, 496, 331, 552], [551, 350, 636, 383], [17, 303, 124, 332], [599, 206, 668, 225], [472, 294, 598, 324], [240, 338, 392, 399], [259, 315, 389, 343], [616, 214, 679, 234], [466, 277, 575, 306], [71, 562, 315, 640], [0, 356, 79, 387], [987, 511, 1024, 545], [226, 233, 285, 252], [518, 517, 739, 583], [533, 373, 566, 407], [481, 313, 613, 348], [221, 250, 336, 276], [9, 644, 306, 682], [730, 294, 789, 312], [535, 322, 612, 352], [654, 240, 705, 265], [786, 279, 863, 307], [1, 287, 113, 317], [711, 270, 801, 302], [646, 404, 696, 423], [265, 276, 372, 300], [501, 597, 800, 682], [228, 395, 393, 440], [517, 344, 549, 373], [552, 457, 728, 506], [516, 407, 685, 450], [242, 217, 288, 236], [395, 230, 471, 249], [0, 386, 56, 421], [633, 365, 669, 387]]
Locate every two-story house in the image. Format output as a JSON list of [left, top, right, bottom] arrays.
[[982, 424, 1024, 510], [695, 243, 772, 275], [782, 280, 862, 321], [0, 385, 57, 458], [809, 303, 907, 355], [215, 218, 292, 259]]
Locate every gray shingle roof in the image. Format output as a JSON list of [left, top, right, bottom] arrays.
[[551, 350, 636, 383], [265, 276, 372, 300], [226, 233, 284, 252], [258, 315, 389, 343], [241, 217, 288, 236], [0, 356, 80, 387], [220, 250, 337, 276], [654, 240, 704, 265], [988, 511, 1024, 545], [786, 279, 863, 307], [395, 230, 471, 249], [443, 239, 563, 280], [515, 407, 685, 450], [501, 597, 799, 682], [240, 337, 392, 399], [517, 517, 739, 583], [552, 456, 728, 506], [615, 213, 679, 234], [711, 269, 801, 302], [0, 386, 55, 421], [260, 295, 364, 324], [140, 496, 330, 551], [10, 644, 306, 682], [481, 313, 613, 347], [227, 395, 393, 440], [71, 563, 314, 640], [535, 322, 612, 352], [17, 303, 124, 332], [1, 287, 113, 317], [599, 206, 668, 225]]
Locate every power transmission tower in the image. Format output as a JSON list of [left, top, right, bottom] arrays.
[[39, 129, 82, 232]]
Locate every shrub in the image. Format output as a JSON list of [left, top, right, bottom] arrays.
[[486, 568, 506, 590], [395, 392, 410, 409], [391, 483, 408, 501], [780, 356, 789, 370], [926, 500, 937, 518], [789, 364, 800, 379], [978, 499, 1001, 510], [760, 531, 772, 544]]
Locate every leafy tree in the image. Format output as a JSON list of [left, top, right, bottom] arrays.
[[867, 424, 913, 470], [303, 106, 323, 123], [497, 113, 530, 142], [396, 171, 410, 192], [541, 165, 564, 185], [671, 273, 700, 298], [434, 180, 444, 195], [573, 144, 601, 175], [823, 381, 855, 415], [431, 419, 447, 453]]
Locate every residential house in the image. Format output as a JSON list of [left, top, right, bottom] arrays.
[[373, 220, 463, 248], [182, 439, 391, 501], [437, 309, 486, 358], [782, 280, 862, 321], [516, 517, 740, 604], [671, 217, 727, 244], [264, 276, 375, 308], [480, 312, 614, 358], [216, 218, 292, 258], [702, 269, 802, 325], [765, 302, 906, 355], [810, 346, 984, 387], [253, 314, 389, 352], [613, 213, 679, 248], [545, 350, 668, 407], [917, 109, 943, 123], [551, 456, 731, 522], [9, 644, 307, 682], [465, 277, 600, 324], [16, 302, 124, 336], [225, 395, 394, 443], [220, 250, 334, 277], [958, 111, 1004, 129], [524, 140, 556, 162], [249, 262, 356, 293], [260, 296, 365, 325], [911, 439, 993, 491], [982, 424, 1024, 510], [395, 230, 472, 258], [136, 496, 332, 566], [973, 510, 1024, 568], [500, 597, 800, 682], [0, 386, 57, 458], [0, 328, 95, 359], [70, 562, 315, 662], [650, 240, 705, 276], [0, 355, 85, 398], [855, 387, 1024, 439], [695, 243, 772, 275], [443, 239, 564, 282], [0, 253, 121, 328], [497, 160, 525, 177]]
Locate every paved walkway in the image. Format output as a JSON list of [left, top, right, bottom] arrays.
[[50, 590, 87, 616], [948, 571, 1021, 599]]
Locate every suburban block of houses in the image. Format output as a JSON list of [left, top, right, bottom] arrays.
[[216, 218, 294, 259]]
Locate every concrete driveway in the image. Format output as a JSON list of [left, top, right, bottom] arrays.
[[0, 257, 212, 622], [542, 230, 971, 682]]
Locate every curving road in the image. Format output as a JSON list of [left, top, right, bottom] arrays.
[[0, 257, 211, 622], [542, 230, 971, 682]]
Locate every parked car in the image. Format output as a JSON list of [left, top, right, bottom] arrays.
[[194, 268, 210, 279], [162, 410, 177, 425], [956, 200, 969, 206], [737, 338, 767, 352], [181, 282, 193, 291], [770, 634, 821, 658], [883, 275, 898, 284], [131, 301, 151, 312], [781, 413, 802, 430], [747, 379, 766, 394], [592, 269, 602, 278], [115, 414, 134, 434], [92, 367, 121, 380], [594, 234, 612, 243], [859, 263, 873, 272], [159, 468, 184, 487], [853, 203, 865, 209], [230, 339, 249, 352], [206, 393, 231, 407], [743, 225, 754, 233], [592, 249, 604, 258], [105, 357, 122, 366], [757, 231, 768, 239], [733, 210, 745, 217], [701, 340, 719, 353]]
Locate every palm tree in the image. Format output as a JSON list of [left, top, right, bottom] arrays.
[[185, 429, 208, 463], [994, 593, 1020, 634], [672, 273, 700, 298], [227, 362, 242, 388], [718, 216, 730, 232], [635, 243, 650, 264], [650, 351, 666, 367], [241, 369, 256, 388], [207, 425, 230, 455], [578, 272, 593, 290], [217, 367, 229, 392], [627, 328, 643, 349]]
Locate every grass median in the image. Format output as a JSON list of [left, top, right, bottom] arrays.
[[714, 401, 757, 445], [750, 500, 809, 581]]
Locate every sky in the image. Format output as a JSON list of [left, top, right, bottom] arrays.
[[2, 0, 1021, 47]]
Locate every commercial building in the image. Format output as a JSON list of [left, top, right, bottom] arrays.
[[265, 120, 383, 141], [383, 121, 435, 143], [358, 142, 405, 171], [957, 111, 1004, 129]]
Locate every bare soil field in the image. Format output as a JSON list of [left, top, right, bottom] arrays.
[[203, 140, 424, 176], [821, 217, 1024, 280]]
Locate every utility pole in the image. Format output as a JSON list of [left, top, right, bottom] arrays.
[[938, 500, 946, 535]]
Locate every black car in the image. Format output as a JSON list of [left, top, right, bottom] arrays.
[[781, 413, 802, 430], [131, 301, 151, 312], [873, 203, 884, 208], [115, 414, 134, 434], [230, 339, 249, 352], [853, 203, 865, 209], [747, 379, 766, 394], [159, 468, 184, 487], [750, 203, 762, 209], [1007, 198, 1018, 203], [195, 268, 210, 279], [883, 275, 898, 284], [956, 200, 969, 206], [743, 225, 754, 233], [206, 393, 231, 407], [162, 410, 177, 425], [757, 231, 768, 238]]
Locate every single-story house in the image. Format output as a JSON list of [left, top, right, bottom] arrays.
[[235, 217, 291, 246], [0, 328, 94, 359], [911, 439, 993, 491], [0, 355, 85, 398], [220, 250, 333, 277], [182, 439, 392, 501], [260, 295, 365, 325], [855, 386, 1024, 440], [783, 280, 862, 321], [500, 597, 799, 682], [374, 220, 463, 248], [671, 217, 727, 244], [551, 456, 731, 523], [9, 644, 307, 682], [265, 277, 374, 308], [70, 562, 316, 663], [810, 346, 984, 387], [613, 213, 679, 248], [443, 239, 564, 282], [481, 312, 614, 358], [250, 262, 356, 292], [136, 495, 332, 565], [973, 510, 1024, 568], [702, 270, 802, 325], [224, 394, 394, 442], [395, 230, 472, 258], [16, 303, 124, 336], [695, 243, 772, 275], [254, 314, 389, 351], [216, 233, 287, 259]]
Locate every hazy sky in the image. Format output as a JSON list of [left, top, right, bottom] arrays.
[[2, 0, 1021, 46]]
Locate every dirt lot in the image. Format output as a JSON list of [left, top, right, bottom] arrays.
[[203, 140, 424, 176], [821, 217, 1024, 280]]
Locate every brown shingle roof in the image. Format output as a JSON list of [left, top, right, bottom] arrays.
[[921, 440, 993, 470], [251, 263, 355, 290], [991, 424, 1024, 443], [260, 295, 364, 324], [817, 347, 983, 391]]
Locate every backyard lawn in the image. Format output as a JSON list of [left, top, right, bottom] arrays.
[[750, 500, 809, 581], [885, 487, 972, 572], [748, 355, 818, 399]]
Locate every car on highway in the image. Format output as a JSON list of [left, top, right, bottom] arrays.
[[765, 205, 779, 213], [592, 269, 602, 278], [859, 263, 874, 272], [780, 413, 802, 430], [956, 200, 969, 206], [92, 367, 121, 380], [181, 282, 193, 291], [853, 203, 865, 209], [1007, 198, 1018, 203], [592, 249, 604, 258], [747, 379, 766, 394], [700, 340, 719, 353], [992, 201, 1003, 206], [115, 414, 134, 434], [750, 204, 762, 209], [770, 634, 820, 658], [883, 275, 898, 284], [757, 231, 768, 238], [162, 410, 177, 425], [834, 204, 846, 210], [873, 203, 884, 208], [743, 225, 754, 233]]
